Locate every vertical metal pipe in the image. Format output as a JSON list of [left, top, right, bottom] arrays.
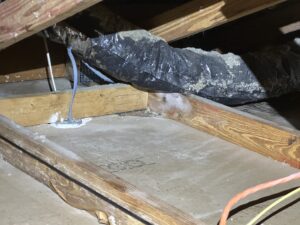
[[43, 36, 57, 92]]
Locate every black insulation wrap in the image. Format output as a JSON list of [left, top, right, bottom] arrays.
[[47, 26, 300, 105]]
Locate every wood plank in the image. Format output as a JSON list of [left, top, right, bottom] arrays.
[[83, 4, 139, 33], [103, 2, 185, 28], [0, 0, 102, 50], [280, 20, 300, 34], [0, 63, 66, 83], [149, 0, 286, 42], [0, 84, 148, 126], [0, 115, 205, 225], [0, 35, 67, 83], [0, 138, 144, 225], [148, 93, 300, 169]]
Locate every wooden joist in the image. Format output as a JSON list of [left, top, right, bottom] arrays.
[[0, 64, 66, 84], [85, 4, 139, 33], [0, 0, 102, 50], [149, 93, 300, 169], [0, 84, 148, 126], [149, 0, 286, 42], [0, 115, 205, 225], [280, 21, 300, 34], [0, 35, 67, 83]]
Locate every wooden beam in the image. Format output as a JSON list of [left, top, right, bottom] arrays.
[[149, 0, 286, 42], [0, 115, 205, 225], [0, 0, 102, 50], [0, 35, 67, 83], [148, 93, 300, 169], [0, 138, 145, 225], [85, 4, 139, 33], [280, 21, 300, 34], [0, 84, 148, 126], [0, 63, 66, 84]]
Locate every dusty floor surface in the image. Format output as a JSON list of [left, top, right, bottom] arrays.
[[30, 115, 300, 225], [0, 158, 99, 225]]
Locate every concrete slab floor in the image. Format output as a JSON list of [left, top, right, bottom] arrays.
[[0, 158, 99, 225], [30, 115, 300, 225]]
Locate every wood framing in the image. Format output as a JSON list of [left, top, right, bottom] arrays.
[[0, 0, 102, 50], [0, 115, 205, 225], [85, 4, 139, 33], [0, 84, 299, 224], [148, 93, 300, 169], [0, 63, 66, 84], [280, 21, 300, 34], [148, 0, 286, 42], [0, 35, 67, 83], [0, 84, 148, 126]]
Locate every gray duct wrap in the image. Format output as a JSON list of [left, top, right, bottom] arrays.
[[46, 25, 300, 105]]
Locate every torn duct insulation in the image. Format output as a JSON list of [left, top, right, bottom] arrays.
[[47, 25, 300, 105]]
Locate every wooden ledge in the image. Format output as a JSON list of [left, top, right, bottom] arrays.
[[148, 93, 300, 169], [0, 84, 148, 126]]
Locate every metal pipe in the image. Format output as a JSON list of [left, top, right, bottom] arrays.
[[43, 36, 57, 92]]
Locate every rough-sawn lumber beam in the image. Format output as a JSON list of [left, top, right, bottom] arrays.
[[0, 115, 205, 225], [149, 0, 286, 42], [0, 0, 102, 50], [0, 63, 66, 84], [0, 84, 148, 126], [149, 93, 300, 169]]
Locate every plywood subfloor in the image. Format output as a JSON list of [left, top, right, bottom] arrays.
[[0, 158, 99, 225], [30, 115, 300, 225]]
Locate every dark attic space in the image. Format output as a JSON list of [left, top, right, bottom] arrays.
[[0, 1, 300, 225]]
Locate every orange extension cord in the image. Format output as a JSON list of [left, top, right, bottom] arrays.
[[219, 171, 300, 225]]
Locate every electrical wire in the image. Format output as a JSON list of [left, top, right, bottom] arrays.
[[246, 186, 300, 225], [82, 61, 114, 83], [66, 46, 79, 122], [219, 171, 300, 225]]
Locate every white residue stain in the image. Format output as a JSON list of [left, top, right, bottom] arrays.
[[118, 30, 165, 43], [50, 118, 92, 129], [186, 47, 242, 69], [33, 11, 39, 18], [108, 216, 117, 225], [188, 78, 206, 92], [49, 112, 61, 123], [222, 52, 242, 69], [158, 93, 192, 113], [33, 132, 47, 142], [39, 135, 46, 142]]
